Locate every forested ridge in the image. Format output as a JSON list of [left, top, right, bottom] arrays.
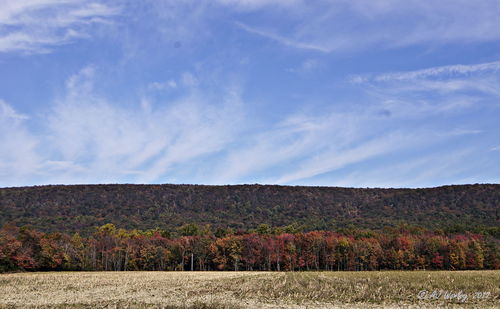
[[0, 184, 498, 234]]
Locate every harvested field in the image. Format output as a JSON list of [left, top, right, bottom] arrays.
[[0, 271, 498, 308]]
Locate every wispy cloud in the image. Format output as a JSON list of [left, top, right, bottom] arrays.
[[6, 1, 498, 55], [1, 2, 499, 188], [272, 132, 410, 184], [0, 100, 29, 120], [328, 148, 479, 188], [148, 80, 177, 91], [354, 61, 500, 83], [233, 0, 500, 52], [236, 22, 333, 53], [0, 0, 118, 53], [0, 66, 245, 186], [224, 61, 498, 185], [0, 100, 40, 182], [349, 61, 500, 120], [215, 0, 302, 10], [46, 66, 244, 184], [1, 62, 495, 187], [213, 103, 487, 185]]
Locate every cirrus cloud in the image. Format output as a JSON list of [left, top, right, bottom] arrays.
[[0, 0, 118, 53]]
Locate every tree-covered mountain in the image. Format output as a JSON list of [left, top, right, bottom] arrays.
[[0, 184, 498, 234]]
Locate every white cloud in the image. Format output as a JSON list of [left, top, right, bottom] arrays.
[[113, 1, 500, 55], [148, 80, 177, 91], [0, 0, 118, 53], [288, 58, 321, 74], [207, 61, 500, 185], [328, 148, 477, 188], [349, 61, 500, 119], [235, 0, 500, 52], [0, 100, 29, 120], [1, 59, 497, 187], [0, 66, 245, 186], [0, 100, 40, 183], [136, 0, 303, 52], [7, 1, 497, 55], [180, 72, 198, 88], [273, 133, 408, 184], [210, 115, 333, 182], [207, 101, 486, 185], [209, 106, 419, 184], [226, 111, 479, 185], [236, 22, 333, 53], [357, 61, 500, 83], [43, 67, 243, 184], [147, 72, 200, 92], [215, 0, 302, 10]]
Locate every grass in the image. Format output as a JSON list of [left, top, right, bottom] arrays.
[[0, 271, 498, 308]]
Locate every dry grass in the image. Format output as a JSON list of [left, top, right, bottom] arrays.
[[0, 271, 498, 308]]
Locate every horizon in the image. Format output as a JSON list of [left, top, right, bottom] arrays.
[[1, 1, 500, 188], [1, 182, 498, 191]]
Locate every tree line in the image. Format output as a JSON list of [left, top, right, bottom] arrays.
[[0, 223, 497, 272]]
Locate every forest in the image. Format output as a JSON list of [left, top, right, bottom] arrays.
[[0, 184, 499, 234], [1, 184, 498, 273], [0, 223, 497, 272]]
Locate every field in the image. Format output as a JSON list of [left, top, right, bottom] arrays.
[[0, 271, 498, 308]]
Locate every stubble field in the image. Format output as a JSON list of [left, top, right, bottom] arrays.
[[0, 271, 498, 309]]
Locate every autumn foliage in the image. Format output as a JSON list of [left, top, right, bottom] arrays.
[[0, 224, 497, 272], [1, 184, 499, 235]]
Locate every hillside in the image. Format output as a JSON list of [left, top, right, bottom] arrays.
[[0, 184, 498, 234]]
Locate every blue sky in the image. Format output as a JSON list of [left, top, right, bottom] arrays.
[[0, 0, 499, 188]]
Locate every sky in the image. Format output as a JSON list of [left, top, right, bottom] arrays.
[[0, 0, 499, 188]]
